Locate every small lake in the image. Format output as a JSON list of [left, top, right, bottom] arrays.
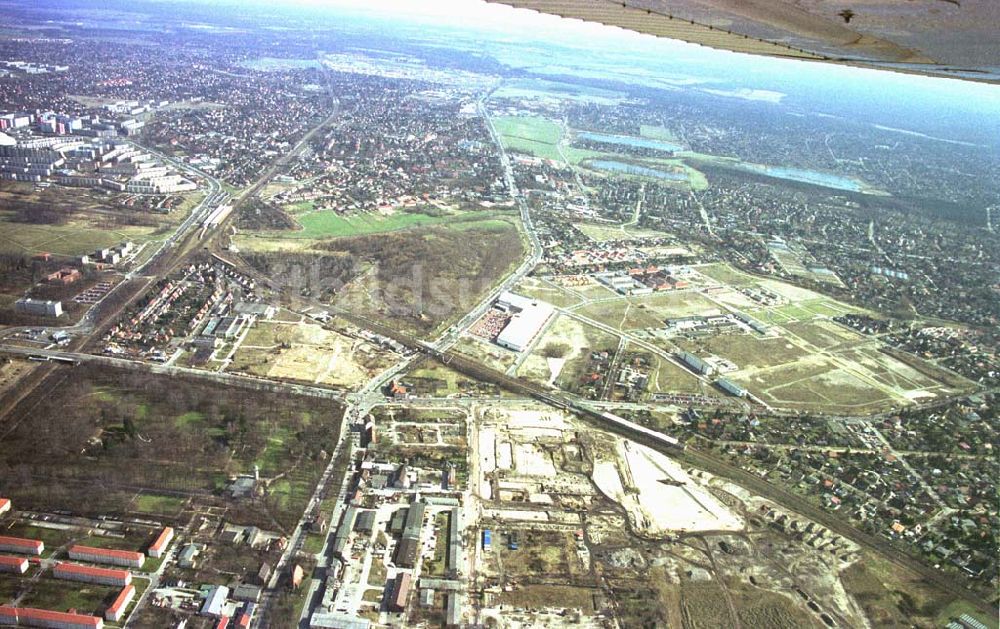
[[590, 160, 687, 181], [735, 163, 863, 192], [577, 132, 683, 153]]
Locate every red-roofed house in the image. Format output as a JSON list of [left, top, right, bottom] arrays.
[[68, 545, 144, 569], [0, 536, 44, 556], [105, 584, 135, 622], [148, 527, 174, 558], [54, 562, 131, 587], [215, 615, 230, 629], [0, 605, 104, 628], [0, 555, 28, 574]]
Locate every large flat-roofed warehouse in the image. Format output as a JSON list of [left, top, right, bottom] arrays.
[[495, 292, 554, 353]]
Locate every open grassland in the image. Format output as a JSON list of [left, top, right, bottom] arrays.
[[573, 222, 673, 242], [131, 492, 187, 516], [733, 357, 904, 412], [0, 213, 167, 257], [499, 584, 596, 615], [640, 125, 681, 142], [454, 335, 518, 373], [493, 115, 563, 162], [644, 349, 711, 396], [574, 299, 665, 331], [535, 314, 619, 392], [575, 290, 722, 331], [0, 183, 198, 257], [511, 276, 585, 309], [241, 204, 517, 245], [283, 206, 501, 240], [0, 366, 342, 531], [10, 576, 117, 618], [695, 262, 758, 287], [841, 552, 996, 629], [493, 115, 602, 165], [241, 211, 525, 338]]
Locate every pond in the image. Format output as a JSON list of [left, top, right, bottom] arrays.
[[577, 131, 683, 153], [589, 160, 688, 181]]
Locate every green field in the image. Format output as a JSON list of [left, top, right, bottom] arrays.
[[639, 125, 680, 142], [0, 214, 165, 257], [16, 576, 117, 616], [132, 492, 187, 515], [251, 207, 517, 243], [493, 115, 602, 164], [240, 57, 321, 71]]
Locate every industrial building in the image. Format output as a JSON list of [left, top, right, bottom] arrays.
[[733, 311, 770, 335], [0, 606, 104, 628], [388, 572, 412, 612], [235, 602, 256, 628], [147, 527, 174, 558], [309, 611, 371, 629], [678, 351, 714, 375], [201, 585, 230, 617], [354, 510, 376, 534], [332, 506, 358, 561], [53, 563, 131, 587], [393, 502, 426, 568], [232, 583, 262, 603], [104, 585, 135, 622], [0, 556, 28, 574], [446, 592, 462, 627], [14, 298, 63, 318], [178, 544, 199, 568], [716, 378, 748, 397], [67, 545, 144, 569], [0, 536, 44, 556], [446, 508, 462, 574], [495, 292, 555, 353]]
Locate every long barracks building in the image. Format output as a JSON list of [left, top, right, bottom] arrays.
[[67, 545, 144, 569], [53, 563, 132, 587], [0, 606, 104, 629], [0, 536, 43, 556]]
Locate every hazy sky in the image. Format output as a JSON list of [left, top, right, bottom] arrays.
[[159, 0, 1000, 128]]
